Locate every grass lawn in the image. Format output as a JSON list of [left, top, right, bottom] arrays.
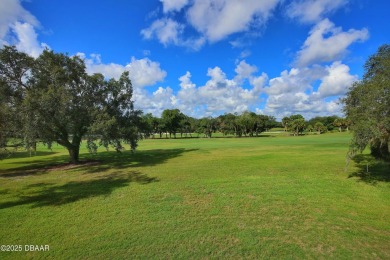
[[0, 132, 389, 259]]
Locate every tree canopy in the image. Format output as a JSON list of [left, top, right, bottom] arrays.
[[0, 46, 139, 163], [343, 44, 390, 161]]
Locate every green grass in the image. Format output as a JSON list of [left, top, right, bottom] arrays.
[[1, 133, 389, 259]]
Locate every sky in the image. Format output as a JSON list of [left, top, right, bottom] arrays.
[[0, 0, 389, 119]]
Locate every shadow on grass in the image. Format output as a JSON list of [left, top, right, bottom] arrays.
[[0, 148, 198, 178], [5, 150, 58, 159], [348, 154, 390, 184], [0, 153, 75, 178], [83, 148, 199, 174], [0, 171, 158, 209]]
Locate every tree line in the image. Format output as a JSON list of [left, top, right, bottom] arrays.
[[138, 110, 350, 139], [138, 110, 278, 139]]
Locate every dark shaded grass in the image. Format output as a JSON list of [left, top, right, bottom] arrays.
[[0, 172, 157, 209], [349, 154, 390, 184], [0, 148, 198, 177]]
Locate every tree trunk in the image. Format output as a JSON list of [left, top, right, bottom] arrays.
[[371, 138, 390, 161], [67, 145, 80, 164]]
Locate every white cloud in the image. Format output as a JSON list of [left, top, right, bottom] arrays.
[[0, 0, 48, 57], [78, 53, 169, 116], [142, 0, 280, 49], [78, 53, 127, 80], [11, 22, 48, 58], [0, 0, 39, 39], [160, 0, 190, 13], [263, 91, 343, 119], [316, 61, 357, 98], [174, 61, 268, 117], [264, 66, 326, 95], [135, 59, 354, 119], [235, 60, 258, 81], [126, 57, 167, 88], [133, 86, 178, 116], [141, 18, 183, 46], [187, 0, 280, 42], [262, 61, 357, 119], [296, 19, 369, 67], [286, 0, 349, 23], [78, 53, 167, 89], [141, 17, 205, 50], [239, 50, 252, 59]]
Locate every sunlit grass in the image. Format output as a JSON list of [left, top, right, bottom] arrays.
[[0, 132, 389, 259]]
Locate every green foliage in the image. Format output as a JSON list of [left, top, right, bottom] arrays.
[[282, 116, 291, 132], [0, 46, 139, 163], [216, 112, 277, 137], [197, 117, 216, 137], [333, 118, 351, 132], [287, 114, 306, 136], [343, 44, 390, 161], [161, 109, 183, 138], [308, 115, 341, 131], [314, 122, 327, 134]]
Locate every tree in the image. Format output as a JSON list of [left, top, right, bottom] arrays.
[[139, 113, 157, 138], [333, 118, 343, 132], [161, 109, 183, 138], [197, 117, 216, 138], [258, 115, 277, 133], [333, 118, 350, 132], [0, 46, 35, 158], [342, 44, 390, 161], [237, 111, 257, 137], [288, 114, 306, 136], [282, 116, 291, 132], [0, 46, 139, 163], [179, 114, 196, 138], [218, 113, 239, 136], [314, 122, 326, 134], [306, 124, 314, 133], [308, 115, 339, 131]]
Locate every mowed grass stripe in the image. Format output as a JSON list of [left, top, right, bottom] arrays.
[[0, 132, 389, 259]]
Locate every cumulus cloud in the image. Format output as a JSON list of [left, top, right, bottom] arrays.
[[264, 66, 326, 95], [126, 57, 167, 88], [173, 61, 268, 117], [126, 58, 355, 119], [160, 0, 190, 13], [141, 17, 205, 50], [0, 0, 49, 57], [75, 54, 358, 119], [295, 19, 369, 67], [235, 60, 258, 81], [316, 61, 357, 98], [262, 61, 357, 119], [0, 0, 39, 39], [77, 53, 170, 115], [142, 0, 280, 49], [132, 86, 178, 116], [187, 0, 280, 42], [77, 53, 167, 89], [264, 91, 342, 119], [141, 18, 183, 46], [11, 22, 48, 57], [286, 0, 349, 23]]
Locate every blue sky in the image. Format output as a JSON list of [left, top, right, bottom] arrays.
[[1, 0, 389, 119]]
